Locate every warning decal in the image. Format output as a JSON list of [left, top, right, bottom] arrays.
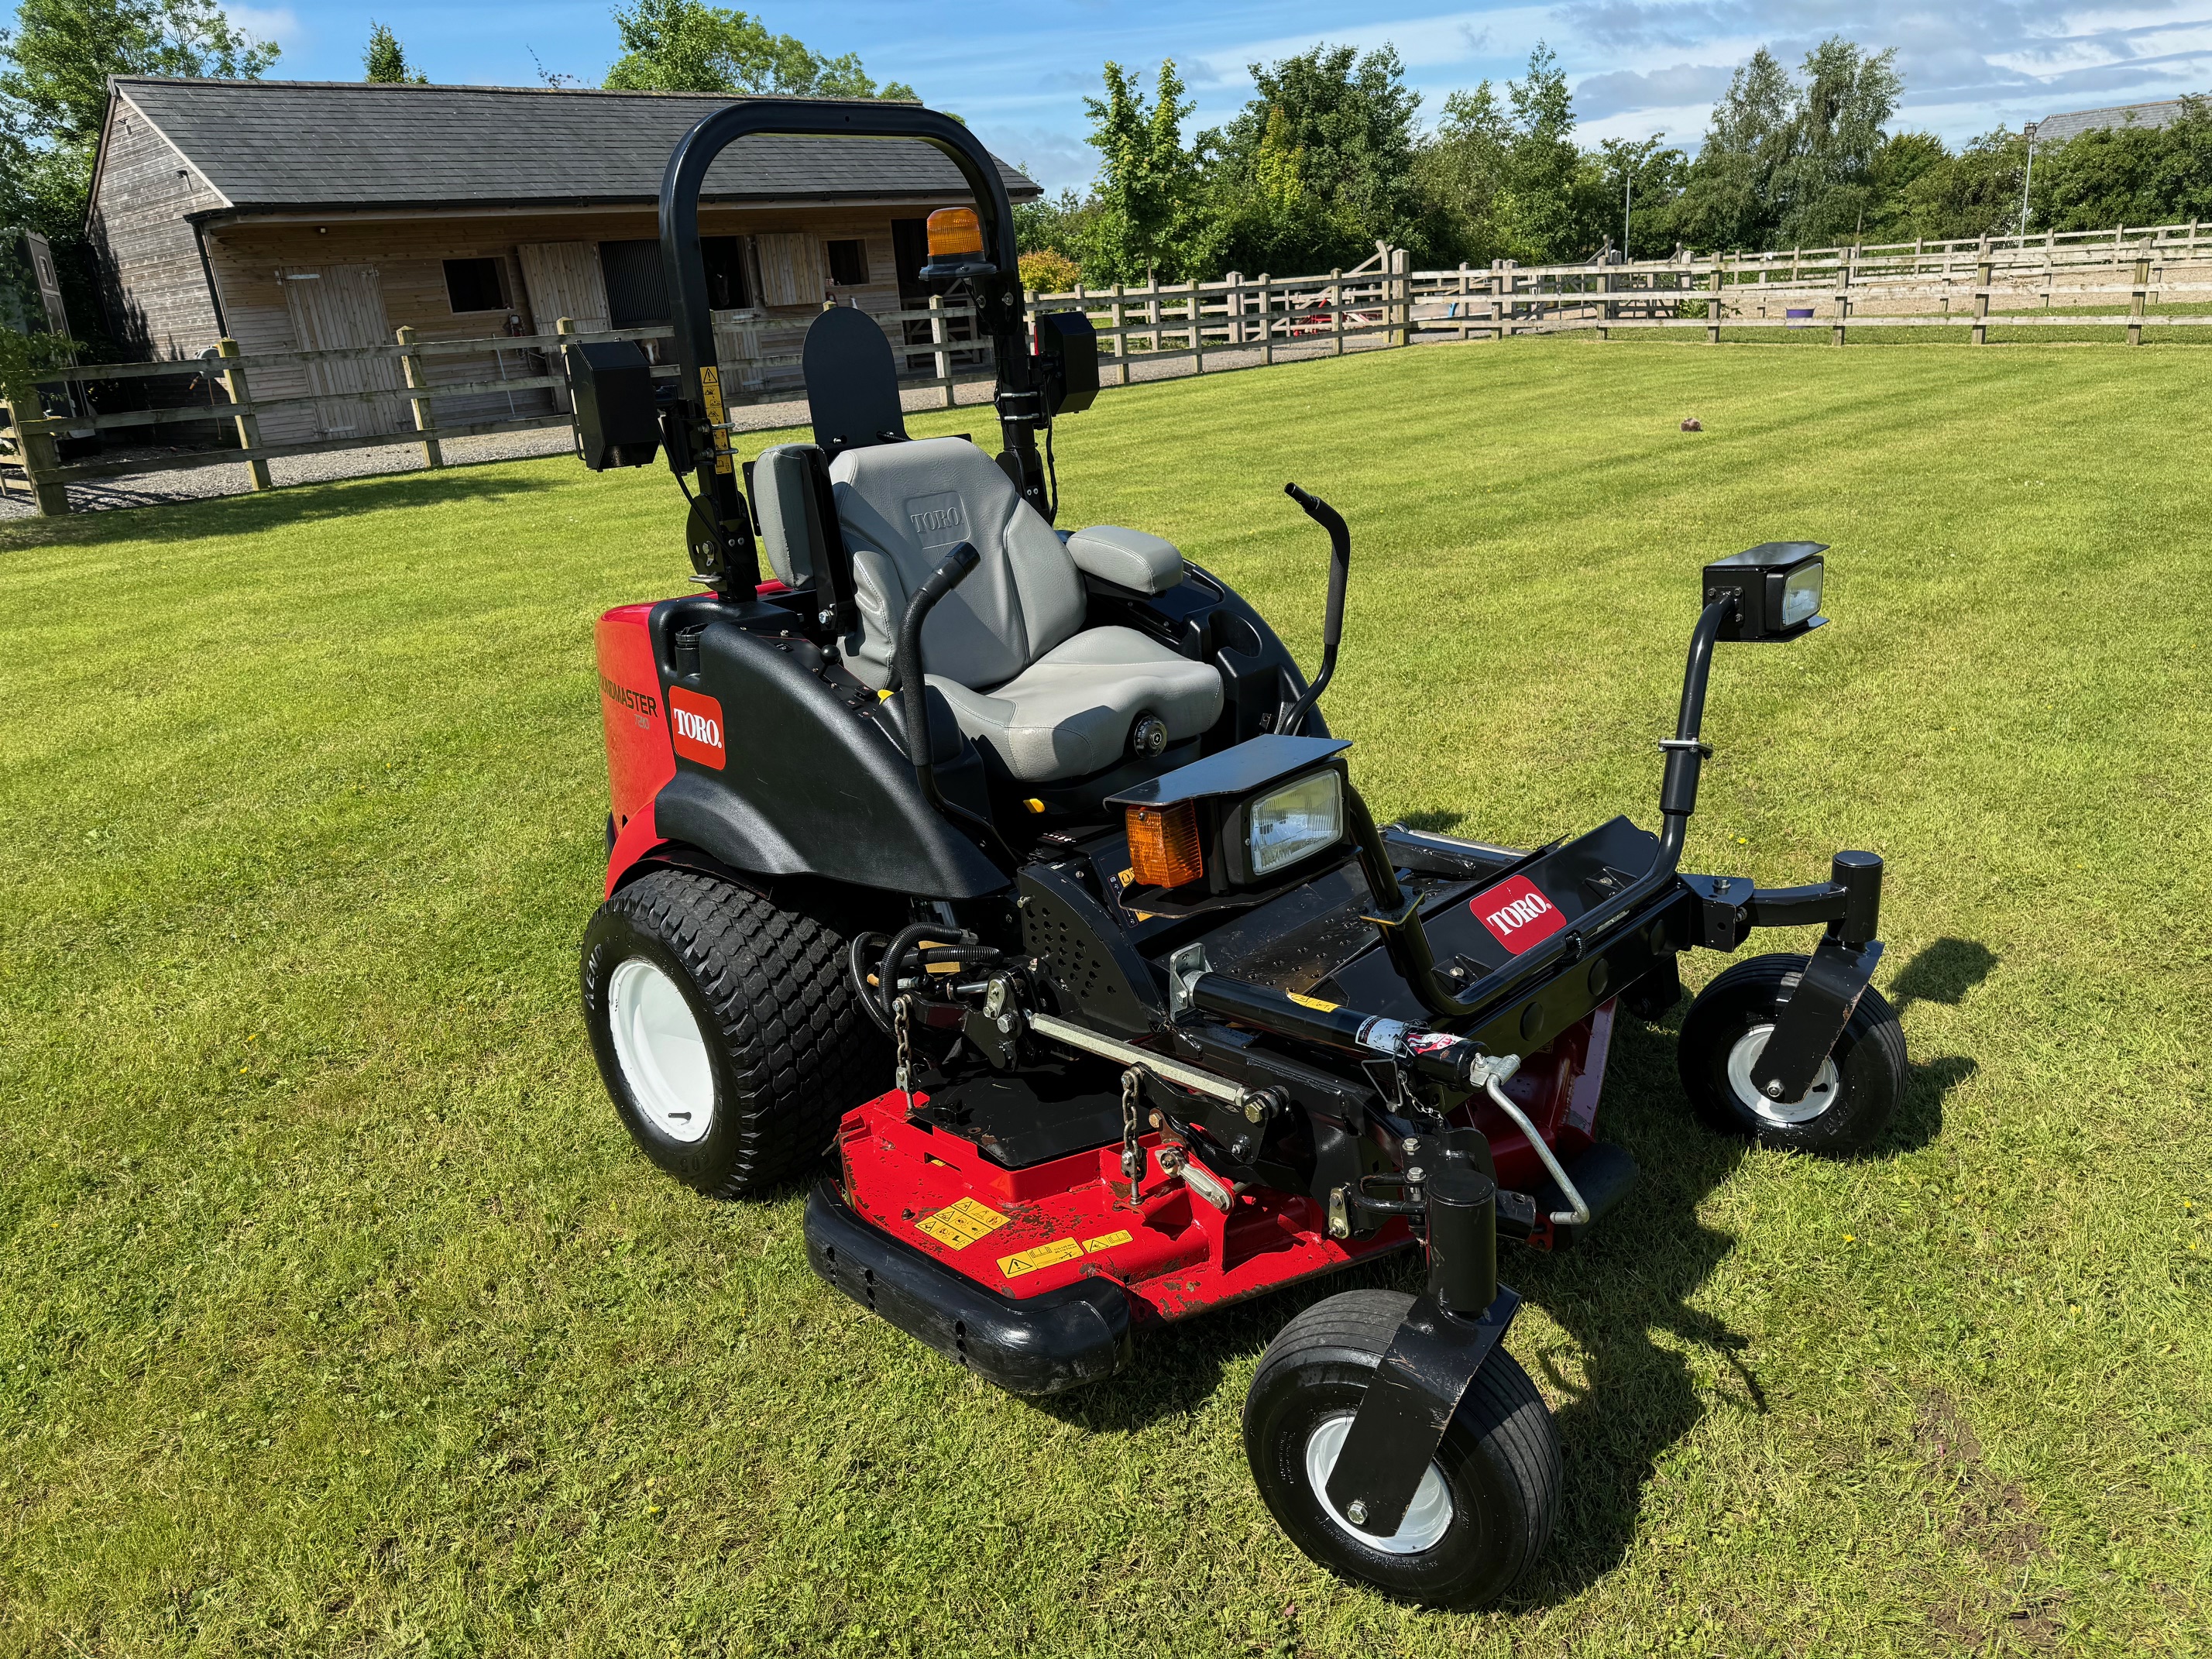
[[1470, 873, 1568, 954], [915, 1197, 1011, 1250], [1082, 1229, 1134, 1253], [1287, 991, 1340, 1012], [998, 1237, 1084, 1279]]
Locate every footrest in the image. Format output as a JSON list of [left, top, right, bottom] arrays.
[[1529, 1142, 1637, 1250]]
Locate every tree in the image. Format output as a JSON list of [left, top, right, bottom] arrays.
[[1203, 43, 1424, 272], [363, 21, 424, 84], [1080, 59, 1200, 282], [603, 1, 914, 99], [1768, 37, 1900, 245], [1665, 48, 1795, 251], [1410, 81, 1513, 264], [2033, 98, 2212, 231], [0, 0, 278, 356]]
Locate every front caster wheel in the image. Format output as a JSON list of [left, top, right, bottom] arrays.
[[1243, 1290, 1559, 1608], [1677, 952, 1907, 1155]]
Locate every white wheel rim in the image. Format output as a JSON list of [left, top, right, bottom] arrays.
[[1726, 1022, 1841, 1125], [1304, 1411, 1454, 1555], [608, 957, 714, 1143]]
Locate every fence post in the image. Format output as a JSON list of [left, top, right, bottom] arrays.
[[1190, 280, 1204, 373], [1831, 248, 1851, 346], [929, 295, 953, 408], [1706, 263, 1723, 344], [12, 396, 69, 516], [1455, 263, 1470, 342], [1971, 253, 1991, 345], [1111, 283, 1128, 385], [1223, 272, 1242, 346], [1330, 269, 1344, 356], [394, 325, 443, 470], [216, 337, 273, 493], [2128, 253, 2149, 346], [1258, 275, 1273, 365], [1390, 247, 1409, 345]]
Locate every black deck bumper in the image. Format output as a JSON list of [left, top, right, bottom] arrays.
[[803, 1179, 1132, 1396]]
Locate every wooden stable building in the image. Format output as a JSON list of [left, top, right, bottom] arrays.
[[85, 77, 1037, 443]]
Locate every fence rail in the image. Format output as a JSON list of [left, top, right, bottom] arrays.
[[5, 218, 2203, 515]]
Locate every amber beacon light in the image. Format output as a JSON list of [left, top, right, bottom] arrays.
[[1126, 802, 1204, 889]]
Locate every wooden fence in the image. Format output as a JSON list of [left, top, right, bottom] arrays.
[[6, 222, 2203, 516], [0, 297, 999, 517], [1395, 219, 2212, 343]]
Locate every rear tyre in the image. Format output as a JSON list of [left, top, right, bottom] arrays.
[[1243, 1290, 1559, 1608], [581, 868, 885, 1197], [1676, 952, 1906, 1156]]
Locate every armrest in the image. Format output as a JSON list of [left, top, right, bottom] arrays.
[[1066, 524, 1184, 595]]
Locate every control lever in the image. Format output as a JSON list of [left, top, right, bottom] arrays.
[[1280, 483, 1351, 736], [891, 540, 981, 817]]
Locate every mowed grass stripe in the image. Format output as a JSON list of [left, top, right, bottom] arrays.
[[0, 338, 2206, 1656]]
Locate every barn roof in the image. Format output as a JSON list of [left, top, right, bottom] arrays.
[[2033, 95, 2202, 143], [102, 77, 1041, 215]]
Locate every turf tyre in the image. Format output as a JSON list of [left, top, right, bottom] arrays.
[[581, 869, 884, 1197], [1676, 952, 1906, 1155], [1243, 1289, 1559, 1608]]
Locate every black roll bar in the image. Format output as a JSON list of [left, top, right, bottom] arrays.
[[657, 100, 1046, 598]]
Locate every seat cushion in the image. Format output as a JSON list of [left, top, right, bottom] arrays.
[[929, 626, 1224, 782]]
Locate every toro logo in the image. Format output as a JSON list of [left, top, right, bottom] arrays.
[[1471, 874, 1567, 953], [668, 687, 726, 770]]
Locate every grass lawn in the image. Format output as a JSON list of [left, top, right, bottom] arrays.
[[2, 337, 2207, 1657]]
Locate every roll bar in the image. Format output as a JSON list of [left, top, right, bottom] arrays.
[[656, 100, 1048, 599]]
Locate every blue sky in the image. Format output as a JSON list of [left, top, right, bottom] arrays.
[[240, 1, 2212, 191]]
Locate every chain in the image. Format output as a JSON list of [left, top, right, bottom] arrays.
[[1120, 1066, 1145, 1187], [894, 994, 913, 1098]]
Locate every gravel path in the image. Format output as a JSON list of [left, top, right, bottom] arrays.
[[0, 333, 1404, 519]]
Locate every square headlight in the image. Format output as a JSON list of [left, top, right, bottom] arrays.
[[1702, 542, 1829, 641], [1247, 769, 1344, 878]]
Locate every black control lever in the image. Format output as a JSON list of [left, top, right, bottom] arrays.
[[1280, 483, 1351, 737], [892, 540, 982, 816]]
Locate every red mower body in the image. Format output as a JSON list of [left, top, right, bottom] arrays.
[[836, 1004, 1616, 1323]]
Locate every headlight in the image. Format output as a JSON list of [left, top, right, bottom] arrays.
[[1247, 769, 1344, 877], [1780, 558, 1823, 627]]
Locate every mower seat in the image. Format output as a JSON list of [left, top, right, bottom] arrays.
[[819, 436, 1224, 783]]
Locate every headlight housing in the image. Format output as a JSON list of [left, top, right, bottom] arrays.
[[1702, 542, 1829, 641], [1246, 769, 1344, 878]]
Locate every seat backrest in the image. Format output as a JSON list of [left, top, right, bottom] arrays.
[[750, 444, 828, 590], [830, 436, 1086, 691]]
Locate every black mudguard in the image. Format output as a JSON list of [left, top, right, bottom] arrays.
[[648, 598, 1007, 900]]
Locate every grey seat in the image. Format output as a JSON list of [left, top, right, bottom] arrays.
[[793, 436, 1221, 783]]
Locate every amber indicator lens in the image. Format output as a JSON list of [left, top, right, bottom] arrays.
[[1126, 802, 1203, 889], [926, 207, 984, 258]]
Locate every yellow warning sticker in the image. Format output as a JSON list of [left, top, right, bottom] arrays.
[[1082, 1229, 1133, 1254], [915, 1197, 1010, 1250], [998, 1237, 1084, 1279], [1288, 991, 1341, 1012], [697, 366, 733, 474]]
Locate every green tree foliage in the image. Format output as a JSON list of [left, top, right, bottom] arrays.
[[0, 0, 278, 356], [603, 1, 915, 100], [363, 21, 425, 84], [1198, 43, 1424, 275], [1079, 60, 1201, 282], [2032, 98, 2212, 229]]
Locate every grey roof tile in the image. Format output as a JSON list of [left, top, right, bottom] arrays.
[[2034, 97, 2202, 143], [108, 77, 1039, 211]]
